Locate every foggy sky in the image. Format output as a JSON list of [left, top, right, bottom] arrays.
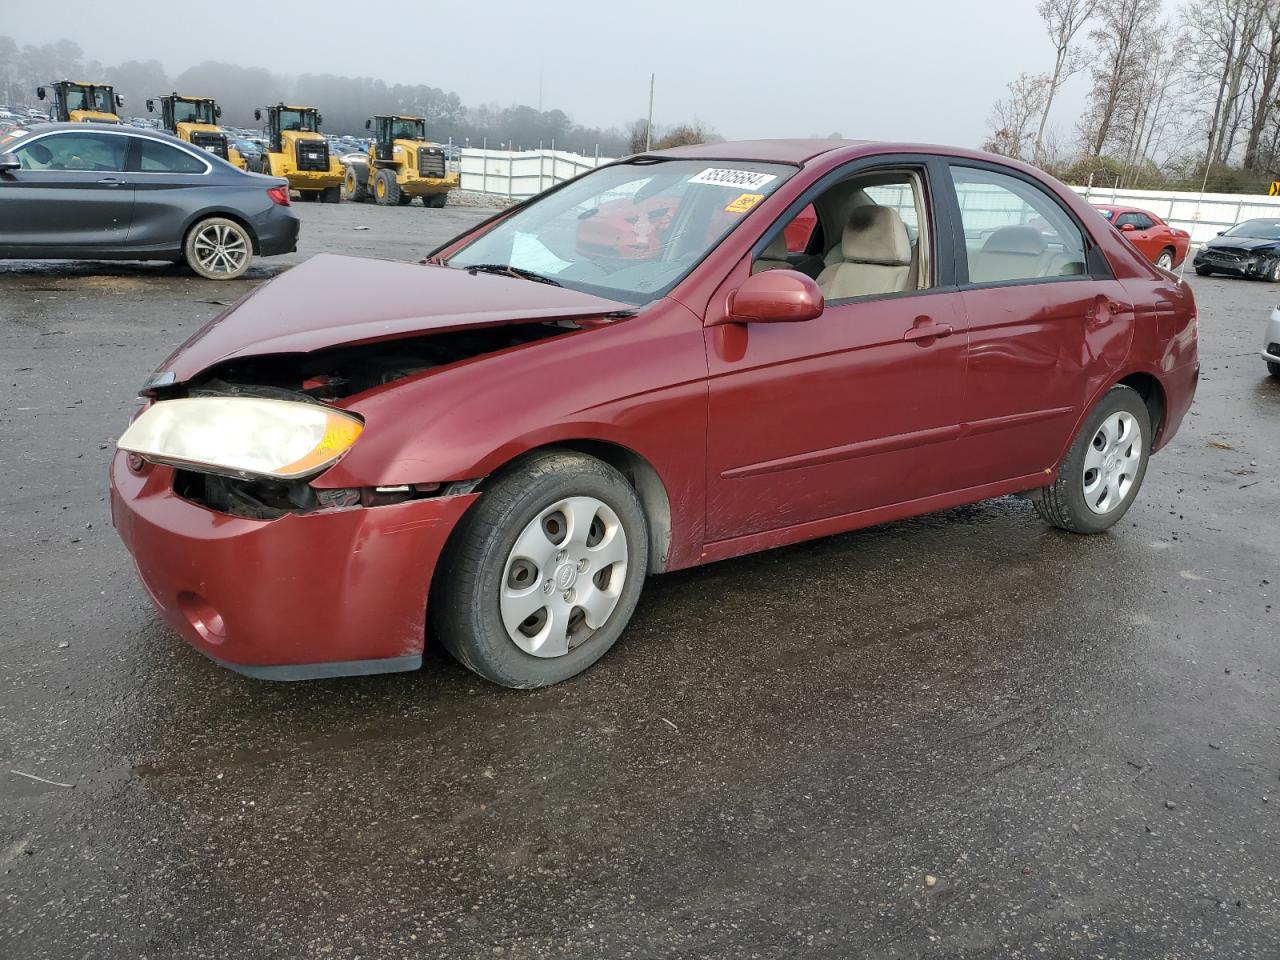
[[2, 0, 1089, 146]]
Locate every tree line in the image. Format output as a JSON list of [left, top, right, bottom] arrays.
[[984, 0, 1280, 192], [0, 36, 717, 157]]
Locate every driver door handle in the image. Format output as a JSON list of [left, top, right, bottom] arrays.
[[97, 176, 124, 186]]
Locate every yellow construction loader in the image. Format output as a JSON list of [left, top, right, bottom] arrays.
[[342, 115, 458, 207], [147, 93, 247, 169], [37, 80, 123, 123], [253, 103, 344, 202]]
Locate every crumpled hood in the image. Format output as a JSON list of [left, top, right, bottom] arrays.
[[160, 253, 632, 382], [1204, 235, 1280, 253]]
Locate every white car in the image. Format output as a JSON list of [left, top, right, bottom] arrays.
[[1265, 308, 1280, 378]]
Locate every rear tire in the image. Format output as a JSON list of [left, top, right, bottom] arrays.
[[1268, 360, 1280, 378], [1032, 385, 1151, 535], [431, 451, 649, 689], [1155, 249, 1174, 271], [424, 193, 448, 208], [374, 168, 400, 206], [320, 185, 341, 204], [183, 217, 253, 281]]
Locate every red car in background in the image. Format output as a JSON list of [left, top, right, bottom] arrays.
[[1094, 204, 1190, 270]]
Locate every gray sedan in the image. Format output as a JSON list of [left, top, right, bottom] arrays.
[[1264, 307, 1280, 378], [0, 123, 299, 280]]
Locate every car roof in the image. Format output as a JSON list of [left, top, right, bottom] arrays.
[[1093, 203, 1157, 216], [639, 139, 860, 164], [14, 121, 187, 141]]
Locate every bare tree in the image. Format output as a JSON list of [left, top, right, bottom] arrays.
[[1244, 2, 1280, 170], [1181, 0, 1268, 167], [1082, 0, 1163, 157], [1033, 0, 1100, 164], [983, 73, 1052, 159]]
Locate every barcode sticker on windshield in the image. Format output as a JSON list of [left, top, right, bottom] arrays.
[[689, 168, 778, 190]]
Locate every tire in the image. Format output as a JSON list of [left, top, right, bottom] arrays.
[[424, 193, 448, 208], [320, 185, 341, 204], [373, 168, 400, 206], [1031, 385, 1151, 535], [343, 164, 369, 202], [1195, 266, 1212, 276], [1268, 360, 1280, 378], [1268, 259, 1280, 282], [1155, 249, 1175, 271], [431, 450, 649, 688], [183, 217, 253, 281]]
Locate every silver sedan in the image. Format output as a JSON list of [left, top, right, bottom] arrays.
[[1265, 307, 1280, 378]]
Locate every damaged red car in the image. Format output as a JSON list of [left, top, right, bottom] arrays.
[[111, 140, 1199, 686]]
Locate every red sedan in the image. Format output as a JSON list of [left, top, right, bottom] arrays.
[[111, 140, 1200, 686], [1094, 204, 1190, 270]]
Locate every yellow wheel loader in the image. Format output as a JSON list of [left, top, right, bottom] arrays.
[[37, 80, 124, 123], [147, 93, 247, 169], [252, 103, 344, 203], [342, 116, 459, 208]]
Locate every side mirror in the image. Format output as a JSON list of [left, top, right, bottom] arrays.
[[115, 95, 124, 108], [365, 119, 371, 130], [717, 269, 825, 325], [0, 155, 21, 173], [254, 109, 262, 122], [146, 99, 154, 112], [316, 114, 324, 126], [215, 105, 222, 118], [36, 87, 46, 100], [1120, 223, 1136, 232]]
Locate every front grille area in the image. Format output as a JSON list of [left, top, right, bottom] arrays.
[[189, 131, 229, 159], [296, 140, 330, 172], [1208, 248, 1249, 262], [417, 146, 446, 178]]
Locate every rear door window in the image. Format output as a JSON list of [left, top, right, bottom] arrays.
[[136, 139, 207, 174]]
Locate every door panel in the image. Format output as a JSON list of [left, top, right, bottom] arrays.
[[705, 288, 967, 542]]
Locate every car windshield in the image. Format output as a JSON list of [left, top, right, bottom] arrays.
[[1224, 219, 1280, 240], [279, 109, 317, 132], [449, 159, 795, 304], [391, 119, 424, 139], [174, 99, 215, 124]]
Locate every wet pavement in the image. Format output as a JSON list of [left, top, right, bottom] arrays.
[[1, 205, 1277, 959]]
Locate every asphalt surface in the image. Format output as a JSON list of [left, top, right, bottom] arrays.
[[1, 204, 1277, 959]]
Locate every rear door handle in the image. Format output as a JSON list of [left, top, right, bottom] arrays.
[[903, 319, 954, 343], [98, 176, 124, 186]]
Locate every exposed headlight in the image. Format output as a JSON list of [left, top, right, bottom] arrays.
[[117, 397, 363, 480]]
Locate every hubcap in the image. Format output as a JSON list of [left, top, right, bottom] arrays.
[[500, 496, 629, 658], [1157, 252, 1172, 269], [192, 224, 248, 275], [1082, 411, 1142, 515]]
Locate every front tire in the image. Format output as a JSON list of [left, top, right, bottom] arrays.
[[343, 164, 369, 202], [183, 217, 253, 281], [1195, 265, 1212, 276], [424, 193, 448, 208], [432, 451, 649, 688], [1032, 385, 1151, 534], [1268, 360, 1280, 378], [320, 185, 341, 204]]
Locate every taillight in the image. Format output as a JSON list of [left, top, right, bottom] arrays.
[[267, 185, 290, 206]]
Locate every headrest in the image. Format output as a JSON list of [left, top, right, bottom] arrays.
[[842, 205, 911, 265], [27, 142, 52, 164], [762, 233, 789, 260], [982, 225, 1047, 256]]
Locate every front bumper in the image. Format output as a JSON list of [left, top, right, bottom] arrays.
[[1193, 248, 1275, 277], [109, 452, 477, 680], [1263, 308, 1280, 364]]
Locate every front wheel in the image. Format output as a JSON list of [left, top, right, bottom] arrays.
[[320, 185, 341, 204], [1268, 360, 1280, 378], [184, 217, 253, 280], [424, 193, 448, 208], [1195, 265, 1212, 276], [432, 451, 649, 688], [1032, 385, 1151, 534]]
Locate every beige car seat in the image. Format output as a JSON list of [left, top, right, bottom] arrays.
[[817, 206, 912, 299]]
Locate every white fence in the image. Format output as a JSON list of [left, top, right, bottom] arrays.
[[457, 148, 1279, 246], [459, 148, 615, 199]]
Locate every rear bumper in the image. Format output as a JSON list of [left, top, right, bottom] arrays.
[[256, 208, 300, 257], [109, 452, 477, 680], [400, 173, 461, 196]]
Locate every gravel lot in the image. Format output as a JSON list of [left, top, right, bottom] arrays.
[[1, 202, 1278, 959]]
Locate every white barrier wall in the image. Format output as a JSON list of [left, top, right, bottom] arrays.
[[459, 148, 614, 199], [457, 149, 1278, 245]]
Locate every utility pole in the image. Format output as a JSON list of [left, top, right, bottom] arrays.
[[645, 73, 654, 152]]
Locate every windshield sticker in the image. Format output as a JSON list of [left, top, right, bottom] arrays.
[[511, 232, 572, 275], [724, 193, 765, 214], [689, 168, 778, 190]]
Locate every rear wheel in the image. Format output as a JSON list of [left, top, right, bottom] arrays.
[[1268, 360, 1280, 378], [184, 217, 253, 281], [424, 193, 448, 208], [373, 168, 400, 206], [320, 185, 341, 204], [1155, 248, 1174, 271], [1032, 385, 1151, 534], [432, 451, 649, 688]]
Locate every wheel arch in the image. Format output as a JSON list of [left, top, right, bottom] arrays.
[[1116, 370, 1167, 448], [477, 439, 674, 574]]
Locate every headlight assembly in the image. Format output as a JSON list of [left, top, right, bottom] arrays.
[[117, 397, 363, 480]]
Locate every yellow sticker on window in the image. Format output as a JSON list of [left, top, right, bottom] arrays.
[[724, 193, 765, 214]]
